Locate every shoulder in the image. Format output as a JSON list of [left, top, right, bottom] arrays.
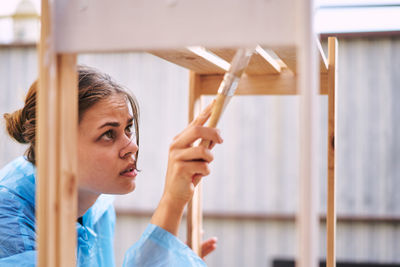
[[0, 187, 36, 259], [0, 157, 36, 259], [0, 157, 36, 206]]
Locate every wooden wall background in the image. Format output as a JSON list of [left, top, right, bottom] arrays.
[[0, 37, 399, 267]]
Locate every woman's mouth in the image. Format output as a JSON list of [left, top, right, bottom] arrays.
[[120, 164, 137, 178]]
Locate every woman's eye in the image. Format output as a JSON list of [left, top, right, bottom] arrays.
[[101, 130, 115, 141], [125, 124, 133, 135]]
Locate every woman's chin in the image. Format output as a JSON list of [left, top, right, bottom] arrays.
[[118, 182, 136, 194], [103, 181, 136, 195]]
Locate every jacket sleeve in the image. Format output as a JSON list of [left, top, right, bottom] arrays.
[[0, 251, 36, 267], [0, 187, 36, 266], [122, 224, 206, 267]]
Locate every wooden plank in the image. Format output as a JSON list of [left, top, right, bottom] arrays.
[[318, 40, 328, 73], [199, 72, 328, 95], [326, 37, 338, 267], [57, 54, 78, 267], [149, 49, 226, 74], [37, 0, 57, 266], [209, 48, 281, 75], [54, 0, 296, 53], [272, 41, 328, 74], [187, 71, 202, 255], [273, 46, 297, 73], [296, 0, 319, 266], [38, 2, 78, 266], [320, 72, 328, 95], [149, 41, 325, 76]]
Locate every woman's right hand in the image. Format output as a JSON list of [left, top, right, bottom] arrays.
[[163, 101, 223, 208], [151, 101, 223, 236]]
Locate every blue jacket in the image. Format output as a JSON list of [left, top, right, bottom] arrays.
[[0, 157, 205, 266]]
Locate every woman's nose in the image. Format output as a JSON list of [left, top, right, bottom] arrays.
[[119, 137, 138, 159]]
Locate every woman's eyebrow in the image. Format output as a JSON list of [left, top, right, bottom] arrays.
[[98, 118, 133, 129], [98, 122, 120, 129]]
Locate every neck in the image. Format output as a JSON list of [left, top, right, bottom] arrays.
[[77, 190, 99, 218]]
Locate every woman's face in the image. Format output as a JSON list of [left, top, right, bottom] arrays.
[[77, 94, 138, 196]]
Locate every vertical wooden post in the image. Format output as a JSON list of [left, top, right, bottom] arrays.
[[296, 0, 319, 267], [57, 54, 78, 267], [327, 37, 338, 267], [187, 71, 202, 255], [37, 1, 78, 266], [37, 1, 57, 264]]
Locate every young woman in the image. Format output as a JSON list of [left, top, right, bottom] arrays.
[[0, 66, 222, 266]]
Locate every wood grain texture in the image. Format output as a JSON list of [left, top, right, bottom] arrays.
[[272, 46, 297, 73], [37, 0, 57, 265], [199, 72, 328, 95], [149, 49, 226, 74], [326, 37, 338, 267], [187, 71, 202, 255], [57, 54, 78, 267], [37, 3, 78, 266], [149, 40, 327, 76], [210, 48, 281, 75], [272, 44, 328, 74]]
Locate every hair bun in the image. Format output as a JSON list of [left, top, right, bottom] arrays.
[[4, 109, 28, 144]]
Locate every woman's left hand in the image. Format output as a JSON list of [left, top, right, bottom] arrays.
[[200, 237, 217, 259]]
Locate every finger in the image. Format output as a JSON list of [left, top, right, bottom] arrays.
[[201, 237, 218, 258], [171, 126, 222, 149], [189, 100, 215, 127], [202, 237, 217, 248], [174, 146, 214, 163], [177, 161, 210, 180], [173, 100, 216, 144], [202, 244, 216, 259]]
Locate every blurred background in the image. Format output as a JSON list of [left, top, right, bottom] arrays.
[[0, 0, 399, 266]]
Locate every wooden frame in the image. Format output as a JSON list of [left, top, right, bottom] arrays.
[[327, 37, 338, 267], [184, 39, 337, 267], [297, 1, 319, 266], [37, 1, 78, 266], [37, 0, 337, 266]]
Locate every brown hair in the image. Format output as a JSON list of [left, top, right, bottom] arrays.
[[3, 65, 140, 165]]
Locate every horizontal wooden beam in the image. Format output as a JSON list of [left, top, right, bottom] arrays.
[[272, 45, 328, 74], [199, 72, 328, 95], [149, 49, 226, 74], [209, 47, 281, 75], [272, 46, 297, 73], [54, 0, 296, 53]]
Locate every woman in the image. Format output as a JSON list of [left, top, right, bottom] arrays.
[[0, 66, 222, 266]]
